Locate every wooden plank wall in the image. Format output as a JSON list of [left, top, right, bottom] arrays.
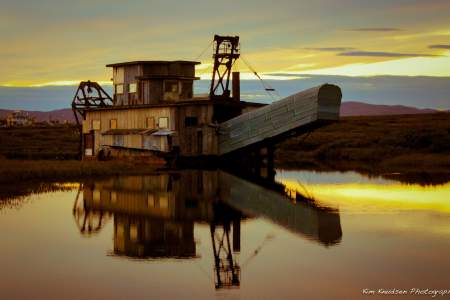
[[86, 107, 174, 132], [85, 107, 175, 155], [174, 104, 217, 155], [114, 65, 142, 106], [84, 103, 218, 156], [218, 84, 342, 155]]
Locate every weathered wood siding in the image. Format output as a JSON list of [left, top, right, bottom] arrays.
[[140, 80, 163, 104], [111, 62, 196, 106], [85, 107, 175, 155], [173, 104, 218, 156], [113, 65, 142, 106], [218, 84, 342, 155], [141, 63, 195, 78], [84, 102, 218, 156]]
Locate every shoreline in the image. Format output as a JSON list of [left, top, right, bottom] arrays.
[[0, 113, 448, 185], [0, 160, 161, 184], [0, 157, 448, 186]]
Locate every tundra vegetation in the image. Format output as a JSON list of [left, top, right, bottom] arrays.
[[0, 113, 449, 184]]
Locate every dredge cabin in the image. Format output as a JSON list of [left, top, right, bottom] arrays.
[[79, 59, 262, 161]]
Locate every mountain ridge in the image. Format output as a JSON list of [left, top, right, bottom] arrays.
[[0, 101, 447, 122]]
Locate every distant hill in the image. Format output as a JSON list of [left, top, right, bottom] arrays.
[[341, 101, 440, 116], [0, 101, 445, 122], [0, 108, 75, 122]]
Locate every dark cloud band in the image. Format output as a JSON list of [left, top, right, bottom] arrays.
[[305, 47, 355, 52], [429, 45, 450, 49], [347, 28, 402, 32], [338, 51, 437, 57]]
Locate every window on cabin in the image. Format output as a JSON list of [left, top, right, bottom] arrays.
[[113, 135, 124, 147], [115, 84, 124, 94], [185, 116, 198, 127], [92, 120, 101, 130], [147, 193, 155, 207], [159, 195, 169, 209], [111, 191, 117, 203], [164, 80, 178, 93], [116, 223, 124, 238], [93, 190, 101, 203], [158, 117, 169, 129], [114, 67, 125, 84], [129, 224, 138, 241], [129, 83, 137, 93], [146, 117, 155, 129], [110, 119, 117, 129], [182, 81, 193, 98]]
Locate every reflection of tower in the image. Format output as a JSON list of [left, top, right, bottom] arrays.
[[210, 203, 241, 289], [72, 184, 111, 235]]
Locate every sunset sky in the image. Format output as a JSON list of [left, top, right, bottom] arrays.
[[1, 0, 450, 87]]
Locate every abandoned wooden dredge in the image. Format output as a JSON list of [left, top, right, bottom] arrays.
[[72, 35, 342, 165]]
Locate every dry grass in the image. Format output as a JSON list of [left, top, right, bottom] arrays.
[[276, 113, 450, 183], [0, 114, 449, 184], [0, 124, 79, 159]]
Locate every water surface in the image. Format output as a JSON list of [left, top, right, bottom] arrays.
[[1, 170, 449, 299]]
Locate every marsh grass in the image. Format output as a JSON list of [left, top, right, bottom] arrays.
[[0, 124, 79, 159], [0, 113, 448, 184], [276, 113, 450, 184]]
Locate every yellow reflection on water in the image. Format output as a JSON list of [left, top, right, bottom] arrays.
[[54, 182, 81, 188], [280, 180, 450, 214]]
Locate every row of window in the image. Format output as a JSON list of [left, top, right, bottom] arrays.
[[114, 80, 185, 95], [115, 83, 137, 95], [93, 189, 169, 211], [91, 116, 199, 131], [91, 117, 169, 130]]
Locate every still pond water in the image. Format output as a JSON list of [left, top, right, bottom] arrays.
[[0, 170, 449, 300]]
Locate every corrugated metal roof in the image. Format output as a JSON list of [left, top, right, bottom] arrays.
[[136, 75, 200, 80], [101, 129, 175, 136], [106, 60, 200, 67], [102, 129, 157, 135], [151, 130, 176, 136]]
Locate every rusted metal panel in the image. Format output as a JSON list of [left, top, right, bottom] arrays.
[[218, 84, 342, 155]]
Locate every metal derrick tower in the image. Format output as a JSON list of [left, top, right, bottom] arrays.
[[209, 35, 240, 100]]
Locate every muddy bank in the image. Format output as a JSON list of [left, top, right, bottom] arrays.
[[0, 160, 159, 184]]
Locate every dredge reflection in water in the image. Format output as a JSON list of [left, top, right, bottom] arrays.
[[72, 170, 342, 289]]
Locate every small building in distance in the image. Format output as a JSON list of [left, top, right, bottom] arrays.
[[6, 110, 34, 127], [80, 60, 262, 161]]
